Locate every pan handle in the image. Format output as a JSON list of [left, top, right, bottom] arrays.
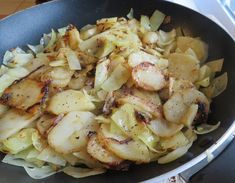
[[179, 121, 235, 182]]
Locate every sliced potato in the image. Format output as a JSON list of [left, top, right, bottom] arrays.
[[148, 119, 183, 137], [47, 90, 95, 115], [168, 53, 200, 82], [128, 51, 159, 67], [132, 62, 166, 91], [176, 36, 208, 62], [163, 88, 209, 123], [117, 95, 162, 118], [0, 79, 47, 110], [87, 135, 123, 165], [160, 131, 189, 150], [98, 125, 150, 163], [0, 109, 39, 141], [48, 111, 98, 153], [41, 67, 74, 88], [36, 114, 57, 137]]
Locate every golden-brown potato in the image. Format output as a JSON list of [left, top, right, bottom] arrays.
[[0, 79, 47, 110], [87, 135, 123, 165], [36, 114, 58, 137], [98, 124, 150, 163]]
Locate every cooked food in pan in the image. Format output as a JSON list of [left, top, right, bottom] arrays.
[[0, 9, 227, 179]]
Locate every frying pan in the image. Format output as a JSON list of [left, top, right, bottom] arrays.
[[0, 0, 235, 182]]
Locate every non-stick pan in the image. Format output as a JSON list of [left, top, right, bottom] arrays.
[[0, 0, 235, 182]]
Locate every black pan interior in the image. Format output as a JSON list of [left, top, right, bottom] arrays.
[[0, 0, 235, 182]]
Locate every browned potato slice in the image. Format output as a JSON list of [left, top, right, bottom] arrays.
[[168, 53, 200, 82], [36, 114, 58, 137], [48, 111, 98, 153], [87, 135, 123, 165], [98, 124, 150, 163], [163, 88, 209, 123], [0, 79, 47, 110], [0, 109, 39, 141], [148, 119, 183, 137], [101, 137, 150, 163], [132, 62, 166, 91]]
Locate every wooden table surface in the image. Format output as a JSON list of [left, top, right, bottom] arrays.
[[0, 0, 35, 19]]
